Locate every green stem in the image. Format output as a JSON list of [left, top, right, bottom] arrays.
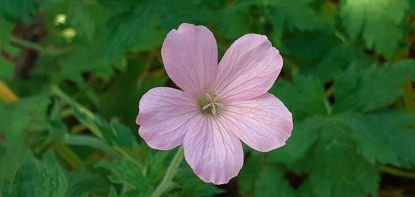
[[379, 165, 415, 179], [65, 134, 122, 159], [10, 36, 72, 55], [152, 146, 184, 197]]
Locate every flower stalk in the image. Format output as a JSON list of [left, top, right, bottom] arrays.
[[152, 146, 184, 197]]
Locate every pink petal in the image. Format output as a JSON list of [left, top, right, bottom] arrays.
[[219, 93, 293, 152], [136, 87, 199, 150], [214, 34, 283, 102], [183, 115, 244, 185], [161, 23, 218, 97]]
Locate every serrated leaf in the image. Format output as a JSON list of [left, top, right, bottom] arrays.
[[104, 0, 213, 58], [270, 73, 327, 119], [96, 159, 153, 197], [363, 111, 415, 168], [340, 0, 409, 57], [2, 152, 68, 197], [265, 0, 322, 36], [70, 102, 135, 149], [60, 41, 123, 83], [304, 138, 379, 197], [333, 65, 406, 113], [66, 168, 102, 197], [269, 117, 321, 164]]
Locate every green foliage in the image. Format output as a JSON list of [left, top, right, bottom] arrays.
[[1, 0, 415, 196], [2, 152, 68, 197], [340, 0, 410, 57]]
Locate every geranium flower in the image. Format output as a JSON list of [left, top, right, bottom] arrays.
[[136, 23, 293, 184]]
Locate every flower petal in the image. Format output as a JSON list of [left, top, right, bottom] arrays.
[[183, 115, 243, 185], [214, 34, 283, 102], [136, 87, 199, 150], [161, 23, 218, 97], [219, 93, 293, 152]]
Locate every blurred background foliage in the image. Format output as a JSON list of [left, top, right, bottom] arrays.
[[1, 0, 415, 196]]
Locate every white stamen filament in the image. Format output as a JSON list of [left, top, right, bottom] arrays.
[[202, 93, 223, 115]]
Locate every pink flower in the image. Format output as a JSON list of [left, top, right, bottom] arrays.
[[136, 23, 293, 184]]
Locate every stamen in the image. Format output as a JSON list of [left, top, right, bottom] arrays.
[[201, 93, 223, 115], [202, 103, 212, 110]]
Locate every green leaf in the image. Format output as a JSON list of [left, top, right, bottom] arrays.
[[334, 113, 400, 165], [104, 0, 214, 58], [108, 187, 119, 197], [0, 19, 13, 49], [265, 0, 322, 39], [340, 0, 410, 57], [66, 168, 102, 197], [0, 0, 43, 23], [332, 64, 406, 113], [255, 166, 295, 197], [96, 158, 153, 197], [215, 5, 255, 40], [303, 138, 379, 197], [0, 94, 49, 185], [304, 45, 372, 82], [270, 73, 327, 119], [53, 87, 135, 149], [392, 59, 415, 81], [238, 152, 265, 195], [0, 57, 14, 79], [67, 0, 95, 42], [269, 117, 321, 164], [2, 151, 68, 197], [363, 111, 415, 167], [60, 41, 124, 83]]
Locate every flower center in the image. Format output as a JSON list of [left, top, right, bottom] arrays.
[[200, 93, 223, 115]]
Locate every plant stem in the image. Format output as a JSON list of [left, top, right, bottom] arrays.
[[65, 134, 122, 159], [152, 146, 184, 197], [10, 36, 72, 55], [379, 164, 415, 179]]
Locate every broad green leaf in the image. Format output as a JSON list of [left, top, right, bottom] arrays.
[[65, 168, 103, 197], [0, 57, 14, 79], [238, 152, 265, 195], [60, 41, 124, 83], [96, 159, 153, 197], [340, 0, 409, 57], [269, 117, 322, 164], [0, 94, 49, 186], [2, 152, 68, 197], [67, 0, 95, 42], [363, 111, 415, 168], [0, 0, 44, 23], [71, 102, 135, 149], [265, 0, 322, 41], [270, 73, 327, 119], [305, 45, 372, 82], [283, 30, 340, 61], [104, 0, 214, 58], [108, 187, 119, 197], [332, 65, 406, 113], [255, 166, 295, 197], [303, 138, 379, 197]]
